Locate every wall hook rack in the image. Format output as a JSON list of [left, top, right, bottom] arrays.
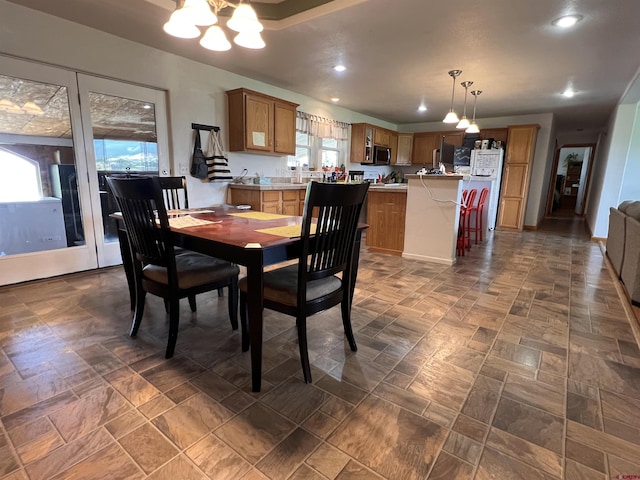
[[191, 123, 220, 132]]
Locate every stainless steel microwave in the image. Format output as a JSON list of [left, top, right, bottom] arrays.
[[373, 146, 391, 165]]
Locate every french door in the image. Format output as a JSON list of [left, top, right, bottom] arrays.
[[0, 56, 169, 285]]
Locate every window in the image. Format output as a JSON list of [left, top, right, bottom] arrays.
[[0, 149, 41, 201], [293, 112, 349, 171]]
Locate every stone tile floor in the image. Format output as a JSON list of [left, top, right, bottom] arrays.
[[1, 217, 639, 479]]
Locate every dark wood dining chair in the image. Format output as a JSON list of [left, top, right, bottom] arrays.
[[157, 176, 188, 210], [156, 175, 224, 300], [239, 181, 370, 383], [106, 175, 239, 358]]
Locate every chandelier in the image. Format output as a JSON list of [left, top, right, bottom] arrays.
[[164, 0, 265, 51]]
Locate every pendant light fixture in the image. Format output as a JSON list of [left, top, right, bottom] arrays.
[[442, 69, 462, 123], [456, 81, 473, 129], [465, 90, 482, 134], [163, 0, 265, 51]]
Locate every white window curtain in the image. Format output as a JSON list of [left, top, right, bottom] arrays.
[[296, 111, 349, 140]]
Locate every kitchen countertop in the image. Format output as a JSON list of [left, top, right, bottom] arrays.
[[404, 174, 464, 180], [228, 182, 408, 192]]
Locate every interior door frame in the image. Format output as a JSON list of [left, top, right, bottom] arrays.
[[545, 142, 596, 217], [0, 55, 99, 285], [76, 74, 170, 268]]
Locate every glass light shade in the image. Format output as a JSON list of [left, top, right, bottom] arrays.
[[233, 30, 265, 49], [456, 116, 470, 129], [22, 101, 44, 115], [200, 25, 232, 51], [163, 10, 201, 38], [443, 110, 459, 123], [180, 0, 217, 26], [227, 4, 264, 33], [465, 122, 480, 134]]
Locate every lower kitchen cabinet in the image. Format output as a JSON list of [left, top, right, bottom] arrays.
[[228, 186, 307, 215], [366, 189, 407, 255]]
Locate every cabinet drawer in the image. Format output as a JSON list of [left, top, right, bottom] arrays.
[[262, 191, 281, 203], [282, 190, 299, 201]]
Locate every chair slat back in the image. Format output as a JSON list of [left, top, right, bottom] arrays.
[[106, 176, 172, 267], [157, 176, 189, 210], [300, 182, 369, 285]]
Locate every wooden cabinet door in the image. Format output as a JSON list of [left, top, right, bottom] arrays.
[[366, 191, 406, 254], [281, 189, 299, 215], [274, 102, 296, 155], [412, 133, 439, 165], [442, 131, 463, 146], [394, 133, 413, 165], [245, 94, 272, 152], [375, 128, 392, 146], [480, 128, 508, 145], [497, 124, 539, 230]]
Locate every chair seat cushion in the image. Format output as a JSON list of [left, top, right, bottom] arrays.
[[239, 264, 342, 307], [143, 252, 239, 290]]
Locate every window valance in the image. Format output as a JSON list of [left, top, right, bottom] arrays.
[[296, 111, 349, 140]]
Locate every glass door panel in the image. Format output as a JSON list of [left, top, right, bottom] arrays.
[[77, 75, 169, 267], [0, 56, 98, 285]]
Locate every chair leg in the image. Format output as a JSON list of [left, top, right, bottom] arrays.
[[479, 208, 484, 243], [218, 287, 224, 297], [239, 291, 250, 352], [341, 295, 358, 352], [165, 299, 180, 358], [228, 277, 238, 330], [296, 315, 312, 383], [130, 290, 146, 336], [188, 295, 197, 312]]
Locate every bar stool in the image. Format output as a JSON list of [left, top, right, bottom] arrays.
[[467, 187, 489, 244], [462, 189, 477, 251]]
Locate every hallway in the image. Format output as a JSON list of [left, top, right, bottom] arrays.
[[0, 222, 639, 479]]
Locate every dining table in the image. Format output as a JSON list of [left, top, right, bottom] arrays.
[[115, 204, 367, 392]]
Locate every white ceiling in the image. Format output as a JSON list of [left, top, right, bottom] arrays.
[[7, 0, 640, 133]]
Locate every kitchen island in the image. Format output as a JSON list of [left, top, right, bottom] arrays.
[[403, 174, 463, 266]]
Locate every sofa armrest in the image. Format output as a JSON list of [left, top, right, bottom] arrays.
[[621, 215, 640, 306], [607, 207, 626, 277]]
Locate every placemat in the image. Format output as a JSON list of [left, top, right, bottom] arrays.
[[255, 223, 317, 238], [168, 216, 219, 229]]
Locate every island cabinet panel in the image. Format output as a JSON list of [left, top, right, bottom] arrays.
[[226, 88, 298, 155], [366, 190, 407, 255]]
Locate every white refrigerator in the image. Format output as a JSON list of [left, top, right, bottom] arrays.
[[466, 149, 504, 234]]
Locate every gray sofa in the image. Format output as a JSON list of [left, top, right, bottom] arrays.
[[607, 200, 640, 306]]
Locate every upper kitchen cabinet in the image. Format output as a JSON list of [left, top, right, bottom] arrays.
[[226, 88, 299, 156], [350, 123, 397, 164], [411, 131, 463, 165], [394, 133, 413, 165]]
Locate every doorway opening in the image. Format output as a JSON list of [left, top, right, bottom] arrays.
[[546, 143, 595, 218]]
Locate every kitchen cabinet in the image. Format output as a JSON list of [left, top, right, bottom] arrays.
[[350, 123, 397, 164], [394, 133, 413, 165], [226, 88, 298, 156], [366, 189, 407, 255], [228, 186, 307, 215], [411, 130, 463, 165], [479, 128, 508, 145], [497, 124, 539, 230]]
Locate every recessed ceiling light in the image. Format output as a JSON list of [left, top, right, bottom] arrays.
[[143, 104, 152, 109], [331, 97, 340, 102], [552, 14, 583, 28], [562, 89, 576, 98], [418, 105, 427, 112], [333, 65, 346, 72]]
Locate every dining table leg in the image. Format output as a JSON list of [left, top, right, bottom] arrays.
[[245, 251, 265, 392]]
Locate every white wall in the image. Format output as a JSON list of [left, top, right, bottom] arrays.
[[587, 104, 636, 238], [619, 103, 640, 201], [0, 1, 395, 207]]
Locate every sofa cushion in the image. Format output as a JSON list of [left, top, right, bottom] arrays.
[[625, 202, 640, 221], [618, 200, 639, 213]]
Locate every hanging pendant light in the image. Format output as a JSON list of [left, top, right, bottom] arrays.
[[465, 90, 482, 134], [456, 81, 473, 129], [443, 69, 462, 123]]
